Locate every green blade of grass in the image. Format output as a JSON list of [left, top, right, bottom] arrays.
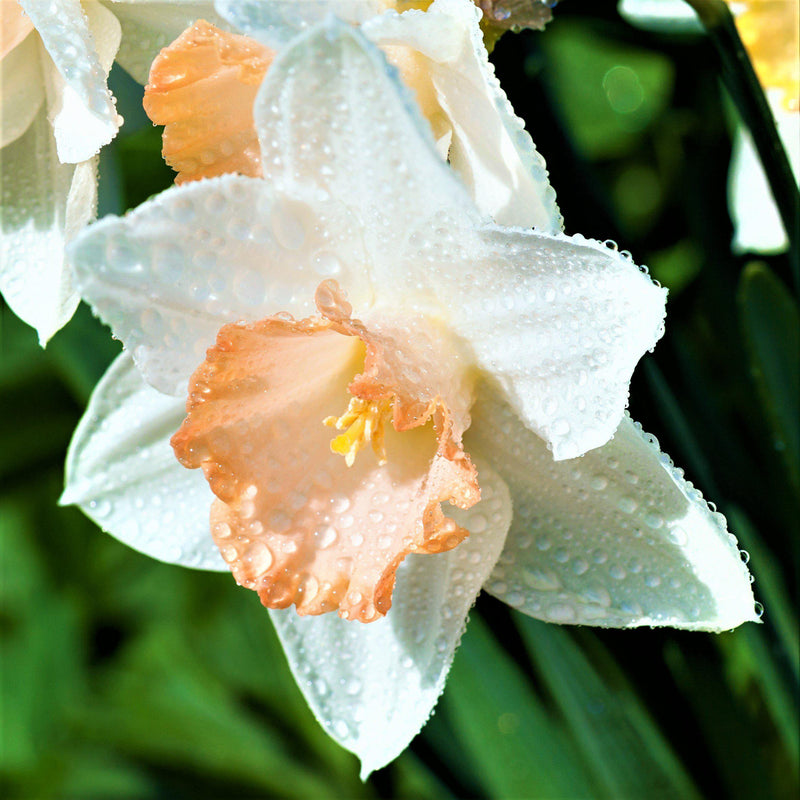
[[516, 617, 701, 800], [442, 615, 594, 799]]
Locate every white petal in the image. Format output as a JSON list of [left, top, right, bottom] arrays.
[[0, 28, 44, 148], [214, 0, 384, 48], [269, 459, 510, 778], [729, 98, 800, 254], [439, 226, 666, 460], [69, 174, 368, 394], [62, 352, 226, 571], [364, 0, 562, 232], [253, 17, 480, 273], [21, 0, 120, 162], [468, 386, 758, 632], [110, 1, 228, 85], [0, 107, 89, 344]]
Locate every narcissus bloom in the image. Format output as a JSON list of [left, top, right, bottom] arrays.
[[0, 0, 223, 342], [64, 19, 757, 775]]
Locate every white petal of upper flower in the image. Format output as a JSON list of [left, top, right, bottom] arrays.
[[467, 385, 758, 632], [0, 27, 44, 148], [214, 0, 385, 48], [269, 458, 511, 778], [0, 107, 91, 344], [364, 0, 562, 232], [69, 174, 369, 395], [730, 99, 800, 254], [253, 16, 481, 275], [433, 226, 666, 460], [20, 0, 120, 162], [61, 352, 226, 571], [108, 1, 228, 85]]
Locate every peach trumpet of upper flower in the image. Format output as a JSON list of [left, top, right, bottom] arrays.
[[62, 18, 758, 775]]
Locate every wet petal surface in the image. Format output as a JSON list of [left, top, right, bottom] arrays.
[[70, 174, 369, 395], [431, 226, 667, 459], [21, 0, 120, 162], [468, 385, 758, 631], [365, 0, 562, 231], [270, 457, 511, 776], [0, 108, 89, 343], [253, 17, 480, 277], [62, 354, 224, 570], [0, 17, 42, 148]]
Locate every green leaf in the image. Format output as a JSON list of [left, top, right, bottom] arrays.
[[721, 507, 799, 778], [389, 752, 458, 800], [79, 627, 351, 800], [738, 262, 800, 492], [442, 615, 594, 799], [0, 497, 85, 776], [516, 617, 701, 800], [539, 21, 674, 160]]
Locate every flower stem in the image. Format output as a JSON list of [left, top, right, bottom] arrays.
[[683, 0, 799, 291]]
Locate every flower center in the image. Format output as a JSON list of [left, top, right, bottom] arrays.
[[323, 396, 393, 467]]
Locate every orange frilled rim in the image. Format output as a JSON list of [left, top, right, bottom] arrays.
[[171, 281, 479, 622]]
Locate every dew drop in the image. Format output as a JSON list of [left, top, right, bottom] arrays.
[[618, 496, 638, 514], [546, 603, 577, 623], [572, 558, 589, 576], [317, 526, 338, 549], [522, 566, 561, 591], [668, 527, 688, 546], [609, 564, 627, 580], [244, 541, 273, 573], [313, 250, 343, 276], [271, 198, 307, 249], [332, 495, 351, 513]]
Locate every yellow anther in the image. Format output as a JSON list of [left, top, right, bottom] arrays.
[[323, 396, 392, 467]]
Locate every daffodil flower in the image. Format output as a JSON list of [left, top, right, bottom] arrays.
[[144, 0, 561, 231], [63, 19, 757, 775], [618, 0, 800, 253], [0, 0, 224, 343]]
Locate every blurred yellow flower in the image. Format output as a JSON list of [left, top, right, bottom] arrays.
[[728, 0, 799, 111]]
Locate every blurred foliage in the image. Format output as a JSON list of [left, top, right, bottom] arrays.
[[1, 2, 798, 798]]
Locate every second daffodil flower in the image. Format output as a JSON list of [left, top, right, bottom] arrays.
[[63, 18, 758, 776], [0, 0, 228, 343]]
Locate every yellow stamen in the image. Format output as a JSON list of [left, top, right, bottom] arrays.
[[323, 396, 393, 467]]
